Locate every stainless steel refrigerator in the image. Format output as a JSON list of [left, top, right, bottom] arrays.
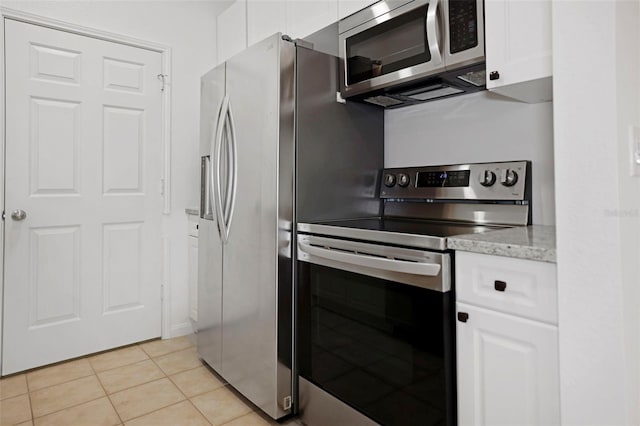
[[197, 32, 383, 420]]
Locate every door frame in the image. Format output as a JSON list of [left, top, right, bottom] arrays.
[[0, 7, 174, 373]]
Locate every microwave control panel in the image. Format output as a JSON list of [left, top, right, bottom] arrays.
[[448, 0, 479, 53]]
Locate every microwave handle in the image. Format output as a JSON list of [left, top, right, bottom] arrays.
[[426, 0, 443, 65]]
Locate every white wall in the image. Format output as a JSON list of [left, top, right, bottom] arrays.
[[617, 2, 640, 422], [0, 0, 219, 338], [385, 91, 555, 225], [553, 0, 640, 424]]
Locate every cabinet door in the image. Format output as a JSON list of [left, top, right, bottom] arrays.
[[188, 236, 198, 323], [456, 302, 560, 426], [217, 0, 248, 64], [247, 1, 286, 47], [485, 0, 552, 102], [337, 0, 378, 20], [285, 0, 338, 40]]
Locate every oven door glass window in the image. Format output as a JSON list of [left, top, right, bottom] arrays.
[[346, 5, 430, 85], [297, 263, 455, 426]]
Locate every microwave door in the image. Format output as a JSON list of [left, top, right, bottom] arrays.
[[340, 0, 446, 98]]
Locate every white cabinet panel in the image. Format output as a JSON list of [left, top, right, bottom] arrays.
[[247, 1, 286, 47], [485, 0, 552, 102], [187, 214, 199, 324], [338, 0, 378, 20], [188, 235, 198, 323], [285, 0, 338, 40], [456, 303, 560, 426], [217, 0, 248, 64], [456, 251, 558, 324]]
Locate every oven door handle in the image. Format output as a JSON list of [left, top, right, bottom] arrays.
[[298, 241, 441, 277]]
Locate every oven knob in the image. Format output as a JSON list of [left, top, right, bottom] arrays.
[[383, 173, 396, 187], [479, 170, 496, 187], [500, 169, 519, 187], [397, 173, 410, 187]]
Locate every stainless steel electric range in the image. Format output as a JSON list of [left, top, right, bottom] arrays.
[[296, 161, 532, 426]]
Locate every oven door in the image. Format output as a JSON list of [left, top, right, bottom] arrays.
[[296, 234, 456, 426]]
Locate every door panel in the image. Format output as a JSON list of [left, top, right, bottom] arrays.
[[3, 19, 163, 374], [456, 302, 560, 426]]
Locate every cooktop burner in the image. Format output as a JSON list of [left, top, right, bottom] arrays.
[[297, 218, 507, 251]]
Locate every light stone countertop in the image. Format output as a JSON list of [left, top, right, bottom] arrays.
[[185, 208, 198, 216], [447, 225, 556, 263]]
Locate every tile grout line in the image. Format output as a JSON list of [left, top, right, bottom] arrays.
[[13, 338, 196, 425], [30, 394, 109, 423], [26, 377, 35, 425], [26, 371, 96, 394], [89, 351, 124, 426], [106, 346, 194, 424]]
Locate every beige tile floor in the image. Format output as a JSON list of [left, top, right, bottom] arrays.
[[0, 336, 299, 426]]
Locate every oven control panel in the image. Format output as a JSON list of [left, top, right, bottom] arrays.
[[380, 161, 530, 201]]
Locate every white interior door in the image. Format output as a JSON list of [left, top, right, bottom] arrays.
[[3, 19, 164, 375]]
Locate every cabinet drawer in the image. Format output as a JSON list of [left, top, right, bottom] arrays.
[[187, 218, 199, 238], [455, 251, 557, 324]]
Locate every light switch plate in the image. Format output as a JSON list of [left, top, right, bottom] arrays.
[[630, 125, 640, 176]]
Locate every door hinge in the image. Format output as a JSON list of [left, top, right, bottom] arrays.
[[157, 74, 169, 91], [283, 395, 292, 410], [1, 211, 4, 220]]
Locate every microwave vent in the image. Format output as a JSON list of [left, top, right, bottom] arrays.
[[363, 95, 404, 107], [401, 85, 464, 101], [457, 69, 486, 87]]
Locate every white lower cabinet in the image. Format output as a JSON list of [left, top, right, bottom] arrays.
[[455, 252, 560, 426], [187, 214, 199, 325]]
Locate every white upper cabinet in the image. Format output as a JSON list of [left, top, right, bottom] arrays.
[[247, 1, 286, 47], [285, 1, 338, 40], [485, 0, 552, 103], [338, 0, 379, 20], [217, 0, 248, 64]]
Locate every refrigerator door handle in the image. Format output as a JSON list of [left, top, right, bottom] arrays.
[[223, 98, 238, 241], [214, 95, 230, 242]]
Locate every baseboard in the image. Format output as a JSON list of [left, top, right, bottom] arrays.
[[170, 322, 194, 338]]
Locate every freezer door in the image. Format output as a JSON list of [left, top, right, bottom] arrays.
[[197, 65, 225, 373], [221, 34, 294, 420]]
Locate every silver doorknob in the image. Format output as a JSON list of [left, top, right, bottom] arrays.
[[11, 209, 27, 221]]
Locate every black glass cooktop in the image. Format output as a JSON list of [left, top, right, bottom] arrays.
[[297, 218, 506, 251], [316, 218, 501, 238]]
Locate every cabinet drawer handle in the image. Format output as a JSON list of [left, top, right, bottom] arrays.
[[457, 312, 469, 323], [494, 280, 507, 291]]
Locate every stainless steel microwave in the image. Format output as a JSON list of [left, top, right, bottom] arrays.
[[339, 0, 485, 107]]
